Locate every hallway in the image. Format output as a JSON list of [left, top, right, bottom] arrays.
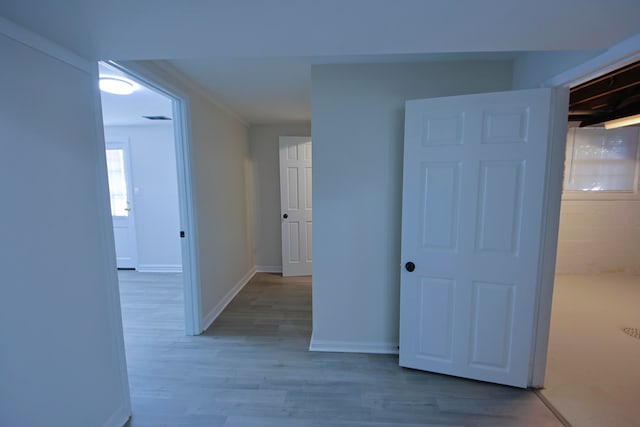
[[118, 271, 561, 426]]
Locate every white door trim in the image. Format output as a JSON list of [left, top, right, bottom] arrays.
[[530, 34, 640, 386], [105, 61, 202, 336], [541, 33, 640, 88], [528, 88, 570, 387]]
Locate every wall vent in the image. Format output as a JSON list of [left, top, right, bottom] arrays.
[[143, 115, 172, 121]]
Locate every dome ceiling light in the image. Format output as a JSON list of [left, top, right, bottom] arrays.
[[99, 77, 136, 95]]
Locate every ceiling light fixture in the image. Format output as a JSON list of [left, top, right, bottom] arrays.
[[99, 77, 136, 95], [604, 113, 640, 130]]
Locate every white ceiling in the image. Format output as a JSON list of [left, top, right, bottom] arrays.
[[2, 1, 640, 124], [167, 57, 313, 124], [167, 52, 520, 123], [99, 62, 173, 127]]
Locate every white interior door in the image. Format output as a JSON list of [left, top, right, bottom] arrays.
[[279, 137, 312, 276], [106, 142, 138, 269], [399, 88, 568, 388]]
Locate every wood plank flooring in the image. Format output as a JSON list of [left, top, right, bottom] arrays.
[[118, 271, 562, 427]]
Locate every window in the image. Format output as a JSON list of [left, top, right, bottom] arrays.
[[563, 126, 640, 199]]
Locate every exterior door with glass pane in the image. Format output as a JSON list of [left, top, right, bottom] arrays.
[[106, 142, 138, 269]]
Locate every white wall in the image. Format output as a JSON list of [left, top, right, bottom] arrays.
[[310, 61, 513, 352], [556, 200, 640, 275], [187, 81, 253, 326], [512, 50, 603, 89], [104, 123, 182, 272], [0, 30, 129, 427], [119, 61, 254, 330], [249, 122, 311, 270]]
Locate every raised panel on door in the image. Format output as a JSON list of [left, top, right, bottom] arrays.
[[279, 137, 312, 276], [469, 281, 516, 371], [286, 168, 300, 209], [420, 162, 461, 251], [481, 108, 530, 144], [304, 166, 312, 210], [287, 222, 301, 262], [400, 88, 568, 388], [475, 161, 524, 254], [416, 276, 456, 363], [305, 221, 313, 262]]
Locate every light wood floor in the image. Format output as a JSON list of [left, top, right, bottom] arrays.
[[118, 271, 562, 427], [541, 274, 640, 427]]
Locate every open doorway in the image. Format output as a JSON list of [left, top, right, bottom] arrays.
[[99, 61, 200, 336], [101, 62, 181, 273], [540, 61, 640, 427]]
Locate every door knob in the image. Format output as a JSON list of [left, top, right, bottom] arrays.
[[283, 213, 288, 219], [405, 262, 415, 272]]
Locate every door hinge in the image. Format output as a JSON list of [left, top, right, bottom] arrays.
[[180, 231, 185, 238]]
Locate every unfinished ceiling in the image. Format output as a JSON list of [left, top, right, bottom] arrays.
[[569, 60, 640, 127]]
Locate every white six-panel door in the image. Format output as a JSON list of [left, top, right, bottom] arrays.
[[279, 137, 312, 276], [399, 89, 564, 388]]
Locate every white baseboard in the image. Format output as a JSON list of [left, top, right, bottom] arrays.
[[102, 404, 131, 427], [201, 267, 256, 332], [309, 337, 399, 355], [137, 264, 183, 273], [255, 265, 282, 273]]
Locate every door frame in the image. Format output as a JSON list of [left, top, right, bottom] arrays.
[[530, 34, 640, 386], [105, 61, 202, 336]]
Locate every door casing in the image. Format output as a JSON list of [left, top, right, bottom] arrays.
[[531, 36, 640, 386], [105, 61, 202, 336]]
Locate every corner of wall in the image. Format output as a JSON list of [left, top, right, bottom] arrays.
[[102, 405, 131, 427], [201, 266, 257, 332], [255, 265, 283, 273]]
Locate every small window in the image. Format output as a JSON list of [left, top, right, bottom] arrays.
[[563, 126, 640, 199]]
